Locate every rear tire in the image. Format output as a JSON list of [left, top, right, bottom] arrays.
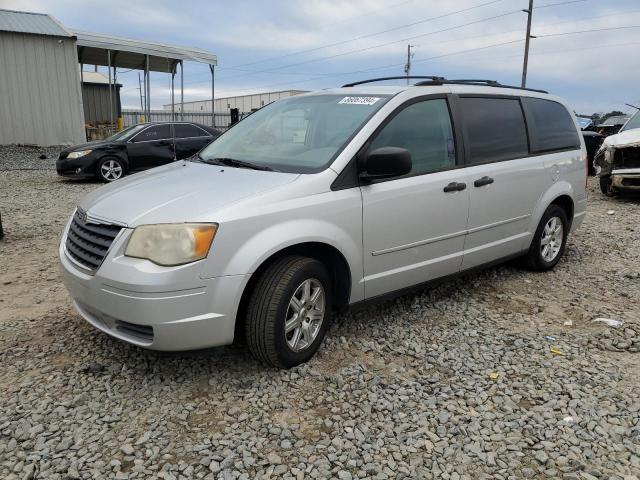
[[522, 205, 569, 271], [245, 256, 332, 368], [599, 175, 615, 197], [97, 157, 125, 182]]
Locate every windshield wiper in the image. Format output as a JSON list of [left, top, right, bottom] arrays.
[[200, 157, 275, 171]]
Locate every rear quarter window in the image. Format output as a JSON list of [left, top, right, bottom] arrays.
[[459, 97, 529, 164], [523, 97, 580, 153]]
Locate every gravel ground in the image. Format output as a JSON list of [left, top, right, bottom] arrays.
[[1, 145, 639, 480]]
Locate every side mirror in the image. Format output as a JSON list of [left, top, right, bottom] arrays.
[[359, 146, 412, 182]]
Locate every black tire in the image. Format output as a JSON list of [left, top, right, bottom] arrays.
[[245, 256, 332, 368], [97, 157, 125, 182], [522, 205, 569, 271], [599, 175, 615, 197]]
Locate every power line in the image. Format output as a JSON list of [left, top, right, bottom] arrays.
[[218, 38, 526, 94], [216, 8, 524, 81], [178, 7, 640, 89], [228, 0, 506, 69], [535, 24, 640, 38], [216, 0, 592, 82]]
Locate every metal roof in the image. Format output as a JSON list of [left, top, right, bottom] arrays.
[[0, 8, 72, 37], [74, 30, 217, 73], [81, 71, 122, 87]]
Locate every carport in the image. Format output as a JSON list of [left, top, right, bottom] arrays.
[[74, 30, 217, 128]]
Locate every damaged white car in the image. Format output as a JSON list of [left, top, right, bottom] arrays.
[[594, 110, 640, 196]]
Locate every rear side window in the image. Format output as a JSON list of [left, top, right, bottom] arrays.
[[174, 124, 208, 138], [459, 97, 528, 164], [133, 125, 171, 142], [368, 98, 456, 175], [523, 98, 580, 152]]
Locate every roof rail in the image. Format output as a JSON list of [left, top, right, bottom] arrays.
[[342, 76, 445, 87], [415, 78, 548, 94], [342, 76, 548, 94]]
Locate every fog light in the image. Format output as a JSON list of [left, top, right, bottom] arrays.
[[75, 168, 82, 174]]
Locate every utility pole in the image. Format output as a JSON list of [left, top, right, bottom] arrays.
[[137, 72, 144, 111], [404, 45, 415, 85], [521, 0, 534, 88]]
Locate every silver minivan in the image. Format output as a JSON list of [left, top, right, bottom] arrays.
[[59, 77, 588, 368]]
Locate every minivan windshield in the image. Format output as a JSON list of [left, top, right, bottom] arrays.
[[620, 110, 640, 132], [199, 94, 391, 173]]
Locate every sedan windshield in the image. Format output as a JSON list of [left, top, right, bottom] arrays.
[[106, 124, 147, 141], [199, 94, 390, 173], [621, 110, 640, 132]]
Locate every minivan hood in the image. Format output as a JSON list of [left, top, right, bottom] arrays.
[[79, 161, 299, 226]]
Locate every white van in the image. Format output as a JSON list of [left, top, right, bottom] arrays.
[[60, 77, 587, 368]]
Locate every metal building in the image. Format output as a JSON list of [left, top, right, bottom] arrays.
[[0, 8, 218, 146], [81, 71, 122, 139], [164, 90, 308, 114], [0, 9, 85, 145]]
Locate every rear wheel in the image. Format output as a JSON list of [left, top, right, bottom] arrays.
[[245, 256, 332, 368], [97, 157, 125, 182], [599, 175, 615, 197], [523, 205, 569, 271]]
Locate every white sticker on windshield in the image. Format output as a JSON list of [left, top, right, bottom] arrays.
[[338, 96, 381, 106]]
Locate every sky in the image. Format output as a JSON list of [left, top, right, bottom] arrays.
[[2, 0, 639, 115]]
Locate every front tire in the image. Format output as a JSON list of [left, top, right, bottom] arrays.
[[245, 256, 332, 368], [523, 205, 569, 271], [599, 175, 615, 197], [97, 157, 125, 182]]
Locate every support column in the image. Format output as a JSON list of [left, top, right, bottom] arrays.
[[171, 63, 175, 121], [145, 55, 150, 122], [107, 49, 113, 131], [209, 64, 215, 128], [180, 60, 184, 120]]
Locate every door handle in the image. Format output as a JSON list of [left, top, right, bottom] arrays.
[[474, 176, 494, 187], [443, 182, 467, 192]]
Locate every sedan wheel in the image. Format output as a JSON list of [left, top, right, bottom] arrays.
[[98, 158, 124, 182]]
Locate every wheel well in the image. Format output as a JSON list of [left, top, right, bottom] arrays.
[[550, 195, 574, 224], [234, 242, 352, 342]]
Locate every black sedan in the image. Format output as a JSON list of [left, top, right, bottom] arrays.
[[57, 122, 221, 182]]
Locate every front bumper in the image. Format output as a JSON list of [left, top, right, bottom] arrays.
[[56, 156, 96, 178], [59, 221, 249, 351], [611, 169, 640, 192]]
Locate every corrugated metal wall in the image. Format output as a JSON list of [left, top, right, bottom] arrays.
[[167, 90, 306, 114], [0, 31, 85, 146], [82, 84, 120, 124]]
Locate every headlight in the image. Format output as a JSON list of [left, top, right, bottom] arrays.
[[67, 149, 92, 159], [125, 223, 217, 266]]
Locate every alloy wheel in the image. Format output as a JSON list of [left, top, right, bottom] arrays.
[[284, 278, 325, 352], [540, 216, 563, 262], [101, 160, 123, 181]]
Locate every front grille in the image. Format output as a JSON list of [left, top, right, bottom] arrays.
[[65, 210, 122, 272], [115, 320, 154, 342]]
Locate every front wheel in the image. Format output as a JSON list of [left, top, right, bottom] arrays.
[[245, 256, 332, 368], [599, 175, 615, 197], [97, 157, 125, 182], [522, 205, 569, 271]]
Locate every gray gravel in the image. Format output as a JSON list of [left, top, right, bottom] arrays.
[[1, 145, 639, 480]]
